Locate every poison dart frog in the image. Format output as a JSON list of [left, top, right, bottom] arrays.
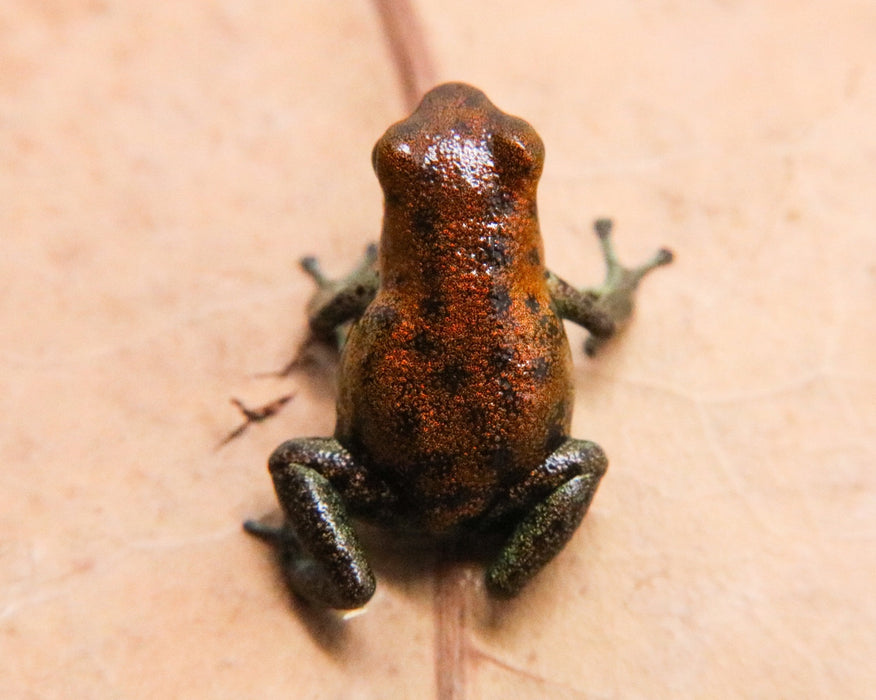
[[244, 83, 672, 608]]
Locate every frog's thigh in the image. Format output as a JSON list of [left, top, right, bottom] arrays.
[[486, 439, 607, 598], [267, 436, 392, 511], [246, 437, 384, 609]]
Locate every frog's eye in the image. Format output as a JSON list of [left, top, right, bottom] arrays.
[[372, 135, 418, 196], [372, 138, 411, 174], [492, 126, 544, 184]]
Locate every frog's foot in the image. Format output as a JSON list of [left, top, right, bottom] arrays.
[[583, 218, 673, 356], [245, 437, 396, 609], [485, 438, 607, 598], [217, 394, 295, 448]]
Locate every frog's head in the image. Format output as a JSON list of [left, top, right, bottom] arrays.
[[372, 82, 545, 210]]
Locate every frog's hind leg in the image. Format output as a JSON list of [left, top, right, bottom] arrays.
[[548, 218, 673, 356], [485, 438, 608, 598], [244, 436, 394, 609]]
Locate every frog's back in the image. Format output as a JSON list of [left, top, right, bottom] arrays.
[[335, 83, 574, 534]]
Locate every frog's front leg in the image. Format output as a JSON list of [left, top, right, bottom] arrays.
[[548, 218, 673, 356], [276, 244, 378, 375], [484, 439, 608, 598], [243, 437, 395, 609], [300, 243, 379, 350]]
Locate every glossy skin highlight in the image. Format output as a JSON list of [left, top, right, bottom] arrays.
[[244, 83, 672, 608]]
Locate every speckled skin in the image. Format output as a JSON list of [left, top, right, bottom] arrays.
[[244, 83, 672, 609], [340, 85, 580, 534]]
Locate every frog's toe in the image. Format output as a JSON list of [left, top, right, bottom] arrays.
[[242, 518, 285, 542]]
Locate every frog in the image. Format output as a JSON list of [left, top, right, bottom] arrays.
[[243, 82, 672, 609]]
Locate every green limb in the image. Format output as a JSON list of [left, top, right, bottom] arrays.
[[549, 218, 673, 356], [486, 474, 602, 598], [485, 439, 607, 598], [301, 243, 379, 349], [244, 463, 375, 609]]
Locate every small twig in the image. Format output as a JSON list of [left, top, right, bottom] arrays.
[[372, 0, 437, 111], [217, 393, 296, 448]]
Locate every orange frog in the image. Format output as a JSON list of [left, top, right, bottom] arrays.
[[244, 83, 672, 608]]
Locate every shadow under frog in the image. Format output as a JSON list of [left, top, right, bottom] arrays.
[[244, 83, 672, 609]]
